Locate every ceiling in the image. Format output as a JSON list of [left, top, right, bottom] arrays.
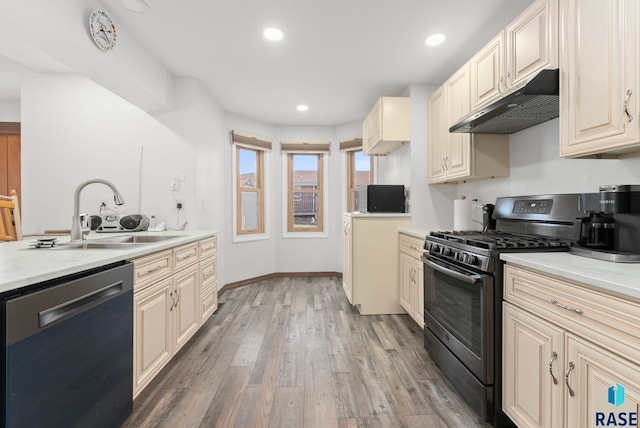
[[2, 0, 534, 126]]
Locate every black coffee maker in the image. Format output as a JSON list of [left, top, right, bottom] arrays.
[[572, 185, 640, 261], [574, 213, 615, 249]]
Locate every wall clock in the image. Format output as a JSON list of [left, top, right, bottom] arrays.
[[89, 9, 117, 52]]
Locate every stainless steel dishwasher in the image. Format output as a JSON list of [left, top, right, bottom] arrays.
[[1, 262, 133, 428]]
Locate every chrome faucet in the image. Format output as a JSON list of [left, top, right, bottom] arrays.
[[71, 179, 125, 242]]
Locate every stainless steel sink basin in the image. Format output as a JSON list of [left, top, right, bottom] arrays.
[[93, 235, 180, 244], [52, 242, 147, 250]]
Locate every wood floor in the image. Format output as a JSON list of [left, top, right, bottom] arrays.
[[122, 277, 490, 428]]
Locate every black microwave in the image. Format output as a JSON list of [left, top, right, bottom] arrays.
[[355, 185, 406, 213]]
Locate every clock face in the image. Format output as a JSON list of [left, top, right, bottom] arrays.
[[89, 10, 117, 52]]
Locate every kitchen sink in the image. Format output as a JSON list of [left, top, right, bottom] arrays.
[[52, 242, 148, 250], [91, 235, 181, 244], [48, 235, 180, 250]]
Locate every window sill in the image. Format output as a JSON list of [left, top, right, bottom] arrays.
[[283, 231, 328, 239], [233, 232, 269, 243]]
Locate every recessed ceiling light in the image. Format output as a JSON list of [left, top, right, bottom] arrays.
[[425, 33, 446, 46], [121, 0, 150, 13], [297, 105, 309, 112], [263, 27, 284, 41]]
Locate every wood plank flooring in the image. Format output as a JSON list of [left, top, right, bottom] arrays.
[[122, 277, 490, 428]]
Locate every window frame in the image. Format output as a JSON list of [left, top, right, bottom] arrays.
[[283, 152, 327, 237], [346, 149, 374, 212], [233, 144, 268, 241]]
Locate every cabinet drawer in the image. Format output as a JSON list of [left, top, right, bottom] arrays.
[[201, 288, 217, 321], [132, 249, 173, 291], [199, 256, 217, 294], [199, 237, 217, 259], [399, 234, 424, 260], [174, 242, 199, 271], [504, 265, 640, 341]]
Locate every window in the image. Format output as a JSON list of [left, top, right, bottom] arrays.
[[232, 131, 270, 239], [347, 150, 373, 212], [287, 153, 324, 232]]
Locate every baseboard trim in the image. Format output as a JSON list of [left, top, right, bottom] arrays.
[[219, 271, 342, 296]]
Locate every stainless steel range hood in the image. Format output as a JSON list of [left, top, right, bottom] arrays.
[[449, 69, 559, 134]]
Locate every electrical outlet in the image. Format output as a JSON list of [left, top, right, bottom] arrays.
[[170, 178, 180, 191]]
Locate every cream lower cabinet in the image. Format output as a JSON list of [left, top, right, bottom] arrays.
[[342, 214, 410, 314], [560, 0, 639, 158], [342, 216, 353, 304], [399, 233, 424, 328], [502, 264, 640, 428], [132, 236, 218, 397]]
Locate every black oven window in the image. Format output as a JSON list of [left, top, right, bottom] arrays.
[[428, 269, 482, 356]]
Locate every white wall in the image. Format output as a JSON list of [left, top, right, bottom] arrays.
[[458, 118, 640, 204], [0, 102, 20, 121]]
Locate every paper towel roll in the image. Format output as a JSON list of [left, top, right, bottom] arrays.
[[453, 198, 472, 231]]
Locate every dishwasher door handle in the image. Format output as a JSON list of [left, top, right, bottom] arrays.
[[39, 281, 123, 328]]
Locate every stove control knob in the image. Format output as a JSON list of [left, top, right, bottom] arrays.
[[441, 247, 452, 257], [465, 254, 477, 265], [429, 244, 438, 254]]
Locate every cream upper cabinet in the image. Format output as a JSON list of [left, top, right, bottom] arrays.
[[362, 97, 411, 156], [445, 64, 473, 179], [427, 85, 447, 183], [428, 72, 509, 184], [470, 0, 558, 112], [560, 0, 640, 158], [505, 0, 558, 91], [470, 32, 504, 112], [502, 264, 640, 428]]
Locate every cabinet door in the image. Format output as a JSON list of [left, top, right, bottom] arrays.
[[445, 63, 472, 179], [560, 0, 639, 157], [399, 251, 413, 314], [174, 264, 200, 351], [470, 32, 504, 111], [342, 217, 353, 304], [503, 303, 564, 428], [363, 99, 381, 154], [505, 0, 558, 90], [415, 261, 424, 329], [428, 85, 446, 183], [134, 277, 173, 395], [566, 333, 640, 428]]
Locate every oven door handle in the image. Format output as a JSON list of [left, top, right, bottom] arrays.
[[422, 256, 483, 284]]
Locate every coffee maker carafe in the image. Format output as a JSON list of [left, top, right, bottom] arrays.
[[574, 213, 615, 249]]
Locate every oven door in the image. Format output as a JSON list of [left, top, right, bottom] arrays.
[[422, 253, 494, 384]]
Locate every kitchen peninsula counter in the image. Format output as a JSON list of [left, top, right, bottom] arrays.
[[501, 252, 640, 301], [0, 230, 219, 293]]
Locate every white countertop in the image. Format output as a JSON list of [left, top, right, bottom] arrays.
[[0, 230, 219, 294], [500, 252, 640, 300], [345, 212, 411, 218], [399, 228, 433, 240]]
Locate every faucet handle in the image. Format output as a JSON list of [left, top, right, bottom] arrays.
[[79, 213, 91, 239]]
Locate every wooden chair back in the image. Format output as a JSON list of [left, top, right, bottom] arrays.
[[0, 190, 22, 241]]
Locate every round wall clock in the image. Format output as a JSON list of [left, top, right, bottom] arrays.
[[89, 10, 117, 52]]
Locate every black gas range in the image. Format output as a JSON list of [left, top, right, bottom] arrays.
[[422, 194, 584, 427]]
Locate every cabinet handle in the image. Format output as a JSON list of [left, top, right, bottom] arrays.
[[498, 76, 504, 95], [202, 245, 214, 251], [175, 290, 180, 307], [565, 361, 576, 397], [549, 299, 584, 315], [204, 271, 213, 280], [624, 89, 633, 122], [169, 291, 175, 311], [146, 265, 162, 275], [178, 252, 195, 261], [549, 351, 559, 385]]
